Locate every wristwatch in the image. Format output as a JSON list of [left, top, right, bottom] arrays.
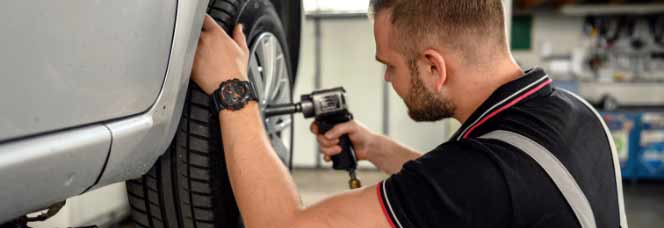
[[210, 79, 258, 113]]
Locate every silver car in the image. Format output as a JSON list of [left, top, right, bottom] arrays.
[[0, 0, 301, 227]]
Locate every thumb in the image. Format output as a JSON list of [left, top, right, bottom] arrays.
[[324, 121, 356, 140], [202, 15, 221, 32], [234, 24, 249, 52]]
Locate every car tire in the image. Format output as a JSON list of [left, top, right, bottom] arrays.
[[126, 0, 295, 227]]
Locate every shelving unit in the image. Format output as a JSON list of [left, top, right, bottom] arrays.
[[561, 4, 664, 16]]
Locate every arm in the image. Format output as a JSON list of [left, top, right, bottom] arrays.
[[192, 15, 391, 228], [312, 121, 421, 174], [370, 134, 422, 174], [220, 104, 389, 228]]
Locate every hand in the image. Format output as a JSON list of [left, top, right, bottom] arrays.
[[192, 15, 250, 95], [310, 120, 376, 162]]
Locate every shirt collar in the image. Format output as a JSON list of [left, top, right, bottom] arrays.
[[451, 68, 553, 141]]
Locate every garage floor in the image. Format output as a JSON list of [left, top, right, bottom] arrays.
[[293, 169, 664, 228]]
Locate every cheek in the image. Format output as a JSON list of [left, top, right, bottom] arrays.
[[390, 70, 411, 98]]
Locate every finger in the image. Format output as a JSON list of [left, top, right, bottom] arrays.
[[203, 15, 234, 41], [198, 31, 212, 45], [196, 33, 206, 48], [321, 146, 342, 156], [202, 15, 220, 32], [234, 24, 249, 52], [310, 122, 319, 134], [324, 121, 355, 140], [323, 155, 331, 162], [317, 135, 339, 147]]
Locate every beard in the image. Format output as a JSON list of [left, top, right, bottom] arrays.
[[404, 64, 456, 122]]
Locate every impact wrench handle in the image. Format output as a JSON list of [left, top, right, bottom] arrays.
[[316, 116, 357, 171], [315, 114, 362, 189]]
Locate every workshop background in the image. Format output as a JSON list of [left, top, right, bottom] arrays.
[[29, 0, 664, 227]]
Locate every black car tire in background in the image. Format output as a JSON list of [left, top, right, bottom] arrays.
[[126, 0, 296, 227]]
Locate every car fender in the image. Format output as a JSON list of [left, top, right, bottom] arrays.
[[88, 0, 209, 190]]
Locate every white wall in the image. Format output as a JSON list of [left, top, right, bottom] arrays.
[[292, 17, 451, 168], [292, 0, 520, 168]]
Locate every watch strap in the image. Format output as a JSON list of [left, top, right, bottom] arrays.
[[246, 81, 259, 102], [210, 88, 225, 114]]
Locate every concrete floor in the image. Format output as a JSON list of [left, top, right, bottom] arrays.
[[293, 169, 388, 206], [293, 169, 664, 228]]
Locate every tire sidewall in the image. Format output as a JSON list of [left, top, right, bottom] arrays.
[[237, 0, 295, 168], [239, 0, 294, 85]]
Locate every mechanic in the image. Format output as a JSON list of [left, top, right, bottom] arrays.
[[190, 0, 627, 227]]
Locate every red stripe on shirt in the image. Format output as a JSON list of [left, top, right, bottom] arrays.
[[376, 182, 397, 228], [462, 79, 553, 139]]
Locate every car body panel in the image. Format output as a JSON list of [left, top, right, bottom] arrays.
[[92, 0, 304, 191], [89, 0, 209, 190], [0, 0, 202, 222], [0, 125, 111, 222], [0, 0, 301, 223], [0, 0, 177, 142]]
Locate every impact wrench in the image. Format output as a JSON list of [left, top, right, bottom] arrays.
[[263, 87, 362, 189]]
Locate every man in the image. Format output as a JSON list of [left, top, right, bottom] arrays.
[[191, 0, 627, 227]]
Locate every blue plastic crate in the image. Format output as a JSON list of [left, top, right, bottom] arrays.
[[636, 113, 664, 179], [602, 112, 640, 179]]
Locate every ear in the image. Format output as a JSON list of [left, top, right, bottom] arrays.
[[422, 49, 447, 92]]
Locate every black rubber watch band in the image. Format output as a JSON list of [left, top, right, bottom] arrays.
[[210, 88, 226, 113]]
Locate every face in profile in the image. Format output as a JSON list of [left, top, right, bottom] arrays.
[[373, 12, 455, 122]]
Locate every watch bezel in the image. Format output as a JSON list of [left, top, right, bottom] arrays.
[[216, 79, 257, 111]]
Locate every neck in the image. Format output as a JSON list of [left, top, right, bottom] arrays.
[[452, 58, 523, 124]]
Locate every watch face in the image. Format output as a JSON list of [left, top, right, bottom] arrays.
[[219, 80, 251, 110]]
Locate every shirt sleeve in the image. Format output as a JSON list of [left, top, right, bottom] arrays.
[[376, 140, 512, 228]]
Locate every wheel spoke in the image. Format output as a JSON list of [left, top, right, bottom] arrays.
[[268, 55, 287, 103], [260, 37, 276, 103], [271, 134, 290, 163], [266, 117, 293, 135], [248, 57, 265, 103], [249, 32, 292, 166]]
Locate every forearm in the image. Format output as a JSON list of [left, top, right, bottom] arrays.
[[368, 134, 421, 174], [194, 18, 388, 228], [219, 102, 302, 228]]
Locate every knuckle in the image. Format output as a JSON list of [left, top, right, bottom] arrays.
[[321, 146, 335, 153], [321, 141, 334, 147]]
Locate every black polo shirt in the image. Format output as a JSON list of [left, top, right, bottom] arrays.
[[377, 68, 621, 228]]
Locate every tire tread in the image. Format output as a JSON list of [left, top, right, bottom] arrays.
[[127, 1, 292, 227]]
